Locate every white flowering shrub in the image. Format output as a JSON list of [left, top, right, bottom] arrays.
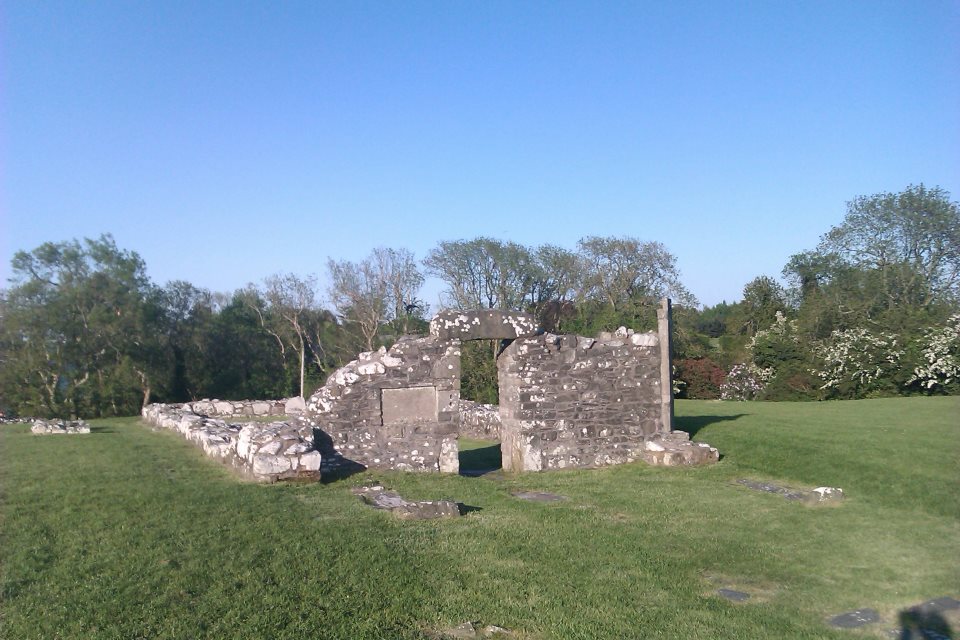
[[908, 314, 960, 390], [748, 311, 799, 352], [720, 312, 801, 400], [812, 327, 904, 393], [749, 311, 804, 371], [672, 364, 687, 397], [720, 363, 773, 401]]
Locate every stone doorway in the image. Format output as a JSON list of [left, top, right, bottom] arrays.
[[430, 311, 539, 476]]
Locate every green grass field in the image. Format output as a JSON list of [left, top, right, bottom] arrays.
[[2, 397, 958, 639]]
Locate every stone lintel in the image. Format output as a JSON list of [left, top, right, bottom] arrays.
[[430, 309, 541, 341]]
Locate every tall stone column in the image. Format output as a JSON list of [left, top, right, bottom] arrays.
[[656, 298, 674, 432]]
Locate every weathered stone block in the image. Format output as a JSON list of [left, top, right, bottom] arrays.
[[354, 486, 462, 520], [381, 386, 438, 425], [430, 309, 540, 341], [300, 450, 322, 471], [284, 396, 306, 414]]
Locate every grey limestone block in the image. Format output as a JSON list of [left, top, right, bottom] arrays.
[[430, 309, 541, 341], [354, 485, 462, 519], [828, 608, 880, 628]]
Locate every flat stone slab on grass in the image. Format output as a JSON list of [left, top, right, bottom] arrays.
[[353, 486, 461, 520], [736, 479, 844, 503], [511, 490, 567, 502], [828, 608, 880, 629], [701, 573, 779, 604], [716, 588, 751, 602], [429, 621, 515, 639], [912, 597, 960, 614], [828, 597, 960, 636]]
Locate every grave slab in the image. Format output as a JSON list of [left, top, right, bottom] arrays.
[[828, 608, 880, 629]]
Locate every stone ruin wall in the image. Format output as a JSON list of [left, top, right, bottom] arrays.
[[458, 400, 501, 439], [498, 328, 666, 471], [304, 336, 461, 474], [302, 304, 716, 475], [31, 419, 91, 435], [141, 400, 320, 482], [302, 310, 541, 475], [180, 397, 306, 418]]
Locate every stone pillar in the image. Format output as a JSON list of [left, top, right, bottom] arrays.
[[657, 298, 674, 432]]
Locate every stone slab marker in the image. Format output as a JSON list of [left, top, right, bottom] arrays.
[[657, 298, 674, 433], [381, 386, 439, 424]]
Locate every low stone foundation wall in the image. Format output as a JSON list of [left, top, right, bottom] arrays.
[[182, 397, 305, 417], [459, 400, 501, 439], [141, 403, 320, 482], [31, 419, 90, 435]]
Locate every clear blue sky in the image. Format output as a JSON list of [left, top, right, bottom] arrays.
[[3, 1, 958, 308]]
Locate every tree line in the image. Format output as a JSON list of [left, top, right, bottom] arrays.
[[1, 184, 957, 418], [673, 184, 959, 400], [0, 232, 690, 418]]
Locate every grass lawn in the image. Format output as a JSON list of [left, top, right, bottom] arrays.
[[2, 397, 958, 639]]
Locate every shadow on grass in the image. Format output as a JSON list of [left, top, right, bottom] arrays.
[[674, 414, 746, 438], [897, 604, 955, 639], [459, 442, 502, 476], [89, 426, 116, 434], [457, 503, 483, 515]]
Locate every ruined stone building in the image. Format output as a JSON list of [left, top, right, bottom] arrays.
[[305, 300, 717, 475], [143, 300, 717, 482]]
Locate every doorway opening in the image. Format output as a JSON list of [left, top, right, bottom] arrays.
[[457, 338, 503, 475]]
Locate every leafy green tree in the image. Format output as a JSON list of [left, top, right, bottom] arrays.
[[0, 235, 157, 417], [577, 236, 695, 311], [202, 292, 291, 400], [745, 312, 819, 400], [819, 184, 959, 309], [769, 185, 960, 399], [739, 276, 788, 335], [693, 301, 737, 338], [154, 280, 216, 401], [784, 186, 959, 338], [907, 314, 960, 393], [424, 238, 538, 311], [533, 244, 582, 305], [459, 340, 500, 404]]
